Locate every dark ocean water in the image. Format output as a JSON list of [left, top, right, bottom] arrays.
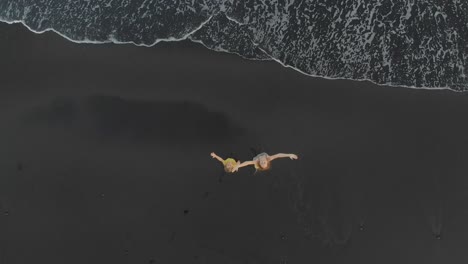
[[1, 0, 467, 90]]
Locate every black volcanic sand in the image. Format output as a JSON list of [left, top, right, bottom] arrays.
[[1, 22, 468, 264]]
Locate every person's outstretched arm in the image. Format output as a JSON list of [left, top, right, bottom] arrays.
[[232, 160, 256, 172], [210, 152, 225, 163], [268, 153, 298, 161]]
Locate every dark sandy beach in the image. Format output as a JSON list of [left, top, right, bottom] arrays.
[[1, 22, 468, 263]]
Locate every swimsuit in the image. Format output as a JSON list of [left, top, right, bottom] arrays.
[[223, 158, 237, 167], [253, 152, 268, 169]]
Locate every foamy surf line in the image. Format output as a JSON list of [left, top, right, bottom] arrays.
[[0, 19, 461, 93], [0, 0, 468, 92], [0, 16, 215, 46]]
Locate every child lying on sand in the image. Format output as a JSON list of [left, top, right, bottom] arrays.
[[210, 152, 241, 173]]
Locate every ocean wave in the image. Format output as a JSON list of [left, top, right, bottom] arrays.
[[1, 0, 467, 90]]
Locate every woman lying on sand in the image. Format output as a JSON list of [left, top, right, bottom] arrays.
[[232, 151, 298, 172], [210, 152, 241, 173]]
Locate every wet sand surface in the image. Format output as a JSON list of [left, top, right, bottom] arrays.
[[1, 22, 468, 263]]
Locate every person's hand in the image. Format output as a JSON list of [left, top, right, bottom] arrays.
[[232, 163, 240, 172], [210, 152, 217, 158], [289, 154, 298, 160]]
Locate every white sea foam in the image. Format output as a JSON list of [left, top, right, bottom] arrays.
[[0, 0, 466, 91]]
